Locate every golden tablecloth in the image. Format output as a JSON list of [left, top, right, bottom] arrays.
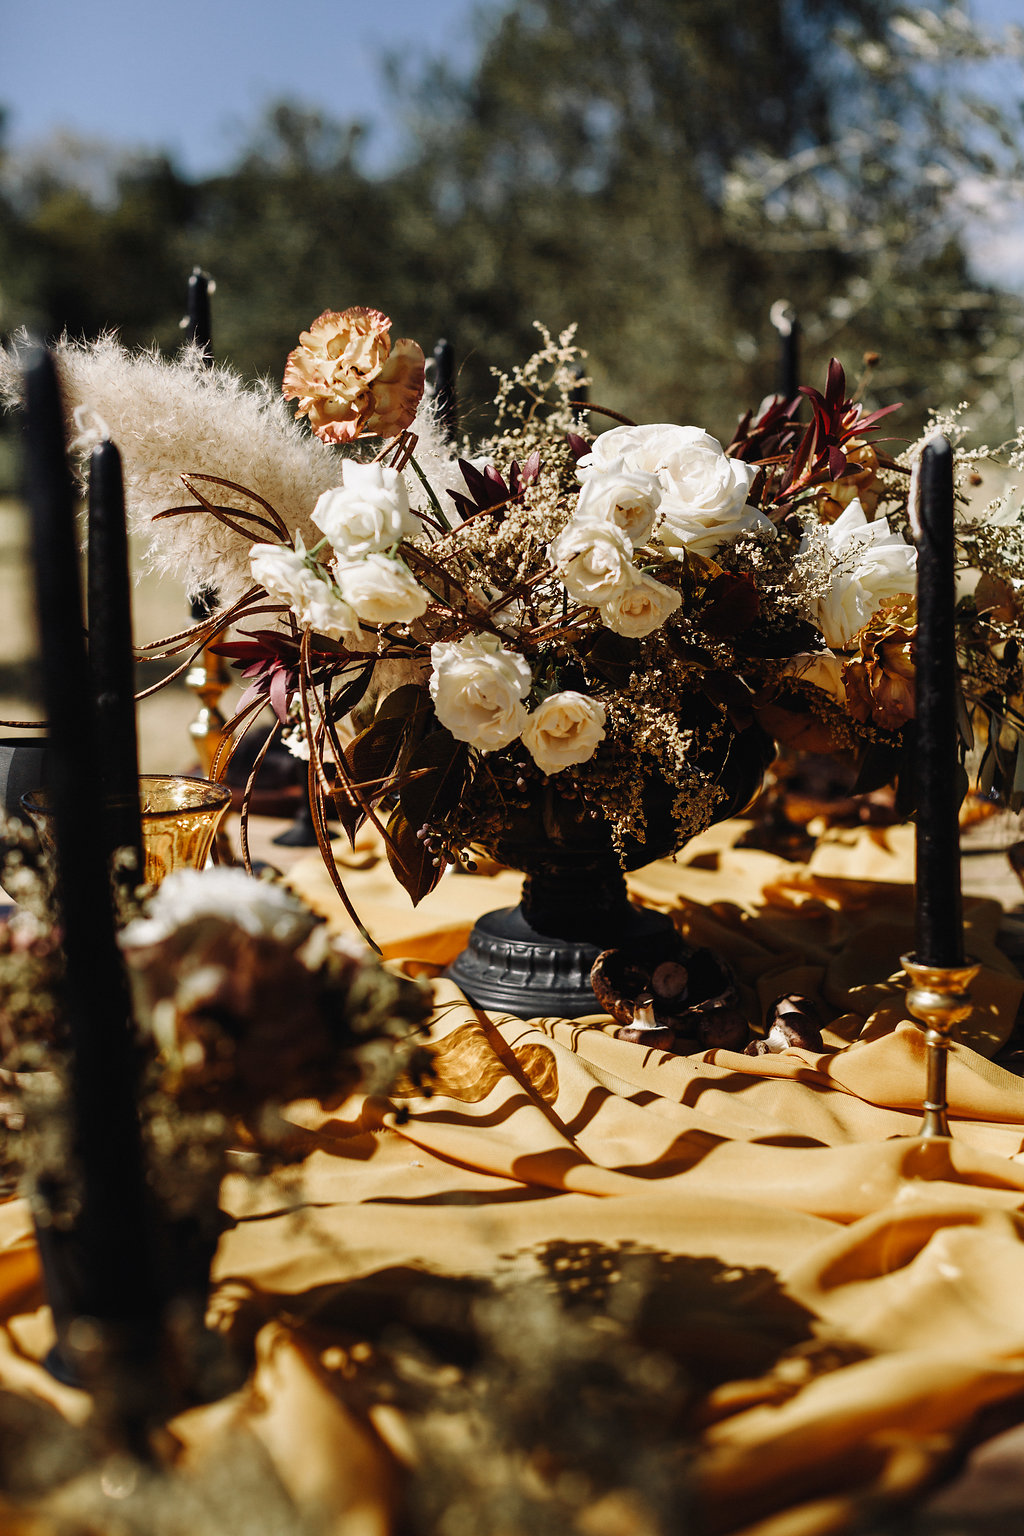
[[4, 821, 1024, 1534]]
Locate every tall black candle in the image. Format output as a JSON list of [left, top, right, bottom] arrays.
[[22, 347, 159, 1352], [87, 441, 144, 884], [770, 301, 800, 403], [431, 338, 458, 446], [186, 267, 213, 363], [913, 435, 965, 967]]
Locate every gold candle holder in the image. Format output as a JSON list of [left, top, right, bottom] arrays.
[[900, 954, 980, 1138]]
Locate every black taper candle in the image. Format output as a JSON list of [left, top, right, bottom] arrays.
[[87, 441, 144, 885], [22, 349, 160, 1362], [185, 267, 213, 362], [431, 338, 458, 446], [913, 435, 965, 967], [770, 301, 800, 403]]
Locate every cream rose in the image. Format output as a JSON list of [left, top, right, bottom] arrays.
[[783, 650, 847, 704], [573, 459, 662, 546], [599, 571, 682, 638], [521, 691, 606, 775], [429, 634, 531, 751], [334, 553, 429, 627], [548, 520, 636, 606], [312, 464, 419, 560], [579, 422, 767, 556], [249, 539, 370, 646], [808, 499, 917, 650]]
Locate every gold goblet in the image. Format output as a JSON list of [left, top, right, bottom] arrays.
[[22, 774, 231, 889]]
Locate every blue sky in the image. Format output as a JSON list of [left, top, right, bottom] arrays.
[[3, 0, 1021, 183], [3, 0, 1024, 288], [2, 0, 502, 176]]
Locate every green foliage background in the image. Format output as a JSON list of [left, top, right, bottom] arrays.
[[2, 0, 1024, 488]]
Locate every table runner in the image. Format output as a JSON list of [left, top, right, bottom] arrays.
[[3, 821, 1024, 1534]]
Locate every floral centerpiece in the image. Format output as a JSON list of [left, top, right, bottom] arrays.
[[3, 313, 1024, 935]]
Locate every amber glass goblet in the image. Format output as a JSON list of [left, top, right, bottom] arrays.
[[23, 774, 231, 887]]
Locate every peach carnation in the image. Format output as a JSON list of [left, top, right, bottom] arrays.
[[283, 307, 425, 445]]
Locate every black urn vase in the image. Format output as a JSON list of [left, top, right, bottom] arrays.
[[446, 719, 774, 1019]]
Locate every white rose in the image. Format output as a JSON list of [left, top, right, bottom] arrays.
[[297, 577, 370, 646], [548, 520, 636, 606], [579, 422, 767, 556], [334, 553, 430, 626], [573, 459, 662, 546], [429, 634, 531, 751], [312, 463, 420, 561], [783, 650, 847, 704], [599, 571, 682, 638], [249, 540, 308, 604], [521, 691, 606, 775], [249, 539, 371, 646], [809, 499, 917, 649]]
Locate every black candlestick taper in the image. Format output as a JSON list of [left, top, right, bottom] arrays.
[[22, 346, 162, 1424], [87, 440, 144, 887], [901, 435, 976, 1138]]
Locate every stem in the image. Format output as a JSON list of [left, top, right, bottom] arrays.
[[408, 455, 453, 532]]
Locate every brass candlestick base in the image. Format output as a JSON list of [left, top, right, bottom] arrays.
[[900, 954, 980, 1138]]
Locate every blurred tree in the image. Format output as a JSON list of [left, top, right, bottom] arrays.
[[3, 0, 1024, 476], [392, 0, 1024, 441]]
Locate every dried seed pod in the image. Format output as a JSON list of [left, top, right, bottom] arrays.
[[590, 949, 634, 1026]]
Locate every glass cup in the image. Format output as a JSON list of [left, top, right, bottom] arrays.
[[22, 774, 232, 887]]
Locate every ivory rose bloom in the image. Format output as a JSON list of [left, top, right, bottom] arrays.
[[783, 650, 847, 704], [599, 571, 682, 638], [313, 464, 419, 560], [249, 538, 370, 646], [283, 307, 425, 444], [522, 692, 607, 775], [808, 499, 917, 650], [334, 553, 429, 627], [429, 635, 531, 751], [548, 521, 635, 606], [578, 423, 767, 556], [573, 459, 662, 546]]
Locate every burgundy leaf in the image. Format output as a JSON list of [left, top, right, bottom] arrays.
[[269, 665, 291, 723]]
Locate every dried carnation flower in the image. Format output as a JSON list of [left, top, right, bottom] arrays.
[[283, 307, 425, 444], [843, 599, 917, 731]]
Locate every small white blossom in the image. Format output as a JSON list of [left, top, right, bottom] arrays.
[[119, 868, 319, 950], [334, 552, 430, 626], [312, 462, 420, 560], [521, 691, 606, 774], [599, 571, 682, 637], [429, 634, 531, 751]]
